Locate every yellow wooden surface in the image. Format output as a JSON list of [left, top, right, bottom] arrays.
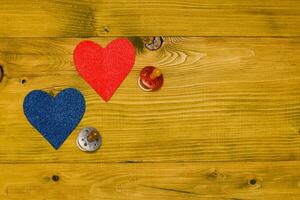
[[0, 0, 300, 37], [1, 0, 300, 199], [0, 37, 299, 163], [1, 162, 300, 200]]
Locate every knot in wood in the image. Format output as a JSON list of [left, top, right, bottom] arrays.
[[247, 177, 262, 189], [145, 36, 163, 50]]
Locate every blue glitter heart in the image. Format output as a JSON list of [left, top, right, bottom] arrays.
[[23, 88, 86, 149]]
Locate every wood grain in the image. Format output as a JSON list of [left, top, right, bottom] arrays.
[[1, 162, 300, 200], [0, 0, 300, 37], [0, 37, 299, 163]]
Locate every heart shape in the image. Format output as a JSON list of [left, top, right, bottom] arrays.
[[23, 88, 86, 149], [73, 38, 135, 102]]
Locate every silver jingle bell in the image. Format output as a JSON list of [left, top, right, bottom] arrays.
[[76, 127, 102, 152]]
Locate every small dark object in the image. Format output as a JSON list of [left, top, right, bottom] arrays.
[[249, 179, 257, 185], [138, 66, 163, 91], [52, 175, 59, 182], [21, 79, 26, 84], [0, 65, 3, 82], [145, 37, 163, 51], [103, 26, 109, 33]]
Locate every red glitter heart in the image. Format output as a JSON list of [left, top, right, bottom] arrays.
[[74, 38, 135, 102]]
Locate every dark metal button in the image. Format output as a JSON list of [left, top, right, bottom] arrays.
[[76, 127, 102, 152]]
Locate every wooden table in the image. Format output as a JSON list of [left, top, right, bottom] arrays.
[[0, 1, 300, 199]]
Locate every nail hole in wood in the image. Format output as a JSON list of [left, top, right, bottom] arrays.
[[249, 178, 257, 185], [21, 79, 26, 84], [103, 26, 110, 33], [210, 169, 219, 177], [52, 175, 60, 182]]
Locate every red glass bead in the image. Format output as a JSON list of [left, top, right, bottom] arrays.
[[138, 66, 163, 91]]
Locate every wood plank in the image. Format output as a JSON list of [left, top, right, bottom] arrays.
[[1, 162, 300, 199], [0, 37, 300, 163], [0, 0, 300, 37]]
